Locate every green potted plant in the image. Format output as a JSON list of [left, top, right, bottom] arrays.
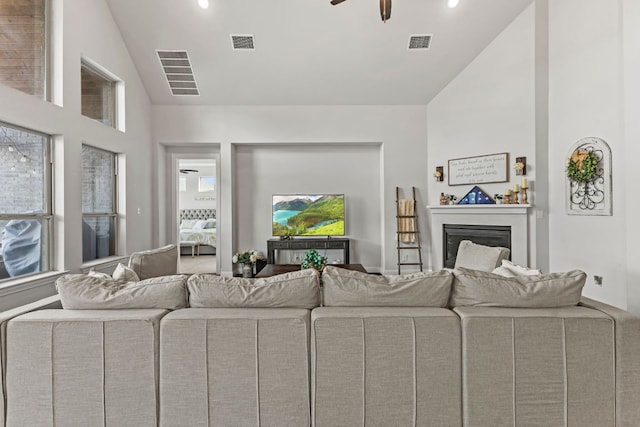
[[301, 249, 327, 272], [494, 193, 504, 204]]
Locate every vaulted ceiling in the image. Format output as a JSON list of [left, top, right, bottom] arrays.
[[105, 0, 533, 105]]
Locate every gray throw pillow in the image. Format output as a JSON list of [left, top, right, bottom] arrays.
[[187, 269, 320, 308], [454, 240, 510, 271], [322, 266, 453, 307], [450, 267, 586, 308], [56, 274, 188, 310]]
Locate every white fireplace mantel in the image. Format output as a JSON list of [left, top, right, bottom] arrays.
[[427, 204, 531, 268]]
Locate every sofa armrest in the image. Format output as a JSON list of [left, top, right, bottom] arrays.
[[0, 294, 61, 427], [579, 297, 640, 427]]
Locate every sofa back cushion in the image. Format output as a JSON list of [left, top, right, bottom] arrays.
[[56, 274, 188, 310], [187, 269, 320, 308], [450, 267, 586, 308], [322, 266, 453, 307], [454, 240, 510, 271], [128, 244, 178, 280]]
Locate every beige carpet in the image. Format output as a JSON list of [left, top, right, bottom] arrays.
[[178, 255, 217, 274]]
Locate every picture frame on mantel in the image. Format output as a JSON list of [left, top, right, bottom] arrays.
[[448, 152, 509, 186]]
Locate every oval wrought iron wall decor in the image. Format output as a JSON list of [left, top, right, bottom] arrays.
[[565, 137, 612, 216]]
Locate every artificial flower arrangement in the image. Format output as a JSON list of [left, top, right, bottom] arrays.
[[301, 249, 327, 272], [232, 249, 265, 265]]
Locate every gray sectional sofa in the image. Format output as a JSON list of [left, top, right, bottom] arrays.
[[1, 262, 639, 427]]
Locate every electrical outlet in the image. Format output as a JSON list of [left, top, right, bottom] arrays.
[[594, 275, 604, 287]]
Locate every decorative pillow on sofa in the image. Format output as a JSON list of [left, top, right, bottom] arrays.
[[128, 244, 178, 280], [450, 267, 586, 308], [492, 259, 542, 278], [454, 240, 510, 272], [322, 266, 453, 307], [112, 262, 140, 282], [56, 274, 188, 310], [187, 269, 320, 309]]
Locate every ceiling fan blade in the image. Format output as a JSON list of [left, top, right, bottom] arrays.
[[380, 0, 391, 22], [179, 169, 199, 174], [330, 0, 347, 5]]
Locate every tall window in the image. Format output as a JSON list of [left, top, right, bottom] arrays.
[[82, 145, 117, 262], [0, 0, 47, 98], [81, 60, 117, 128], [0, 122, 52, 281]]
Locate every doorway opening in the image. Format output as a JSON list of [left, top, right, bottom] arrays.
[[177, 158, 218, 274]]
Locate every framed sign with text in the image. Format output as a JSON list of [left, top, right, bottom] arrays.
[[448, 153, 509, 186]]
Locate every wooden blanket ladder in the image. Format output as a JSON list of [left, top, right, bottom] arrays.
[[396, 186, 423, 274]]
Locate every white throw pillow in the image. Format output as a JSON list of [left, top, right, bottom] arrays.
[[112, 263, 140, 282], [322, 266, 454, 307], [88, 269, 113, 279], [180, 220, 197, 229], [454, 240, 510, 272], [192, 220, 208, 230], [450, 267, 586, 308], [492, 259, 541, 277], [187, 269, 320, 308], [56, 274, 189, 310]]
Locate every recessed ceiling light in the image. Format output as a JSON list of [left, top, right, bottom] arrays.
[[197, 0, 209, 9], [448, 0, 459, 8]]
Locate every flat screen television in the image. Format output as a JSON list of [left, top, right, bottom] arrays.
[[272, 194, 345, 236]]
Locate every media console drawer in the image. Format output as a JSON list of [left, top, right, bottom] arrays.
[[267, 238, 350, 264]]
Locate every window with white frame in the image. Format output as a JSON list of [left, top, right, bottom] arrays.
[[0, 122, 52, 281], [198, 176, 215, 193], [81, 60, 119, 128], [82, 145, 117, 262], [0, 0, 48, 99]]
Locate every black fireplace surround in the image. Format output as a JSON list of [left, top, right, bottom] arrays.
[[443, 224, 511, 268]]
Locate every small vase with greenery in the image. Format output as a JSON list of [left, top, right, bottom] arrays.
[[494, 194, 504, 204], [301, 249, 327, 272]]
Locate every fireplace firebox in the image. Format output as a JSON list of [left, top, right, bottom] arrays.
[[443, 224, 511, 268]]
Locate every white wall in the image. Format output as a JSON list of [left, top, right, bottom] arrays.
[[428, 0, 639, 312], [152, 105, 429, 276], [427, 5, 539, 269], [548, 0, 627, 308], [0, 0, 153, 307], [623, 0, 640, 314], [234, 144, 381, 271]]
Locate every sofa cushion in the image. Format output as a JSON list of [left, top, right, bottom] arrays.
[[187, 269, 319, 308], [56, 274, 188, 310], [128, 244, 178, 280], [492, 259, 542, 278], [112, 262, 140, 282], [322, 266, 453, 307], [454, 240, 510, 271], [450, 267, 586, 308]]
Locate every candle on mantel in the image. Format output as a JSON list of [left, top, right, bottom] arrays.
[[522, 178, 528, 188], [506, 189, 512, 195], [515, 183, 520, 192]]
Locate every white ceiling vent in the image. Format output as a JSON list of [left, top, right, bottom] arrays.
[[408, 34, 432, 50], [231, 35, 255, 50], [156, 50, 200, 96]]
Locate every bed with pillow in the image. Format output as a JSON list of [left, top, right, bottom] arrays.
[[179, 209, 216, 255]]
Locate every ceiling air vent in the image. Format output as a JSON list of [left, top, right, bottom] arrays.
[[408, 34, 432, 50], [231, 35, 255, 50], [156, 50, 200, 96]]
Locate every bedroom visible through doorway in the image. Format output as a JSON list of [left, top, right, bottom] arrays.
[[177, 159, 217, 274]]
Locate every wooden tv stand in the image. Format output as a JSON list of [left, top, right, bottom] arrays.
[[267, 238, 350, 264]]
